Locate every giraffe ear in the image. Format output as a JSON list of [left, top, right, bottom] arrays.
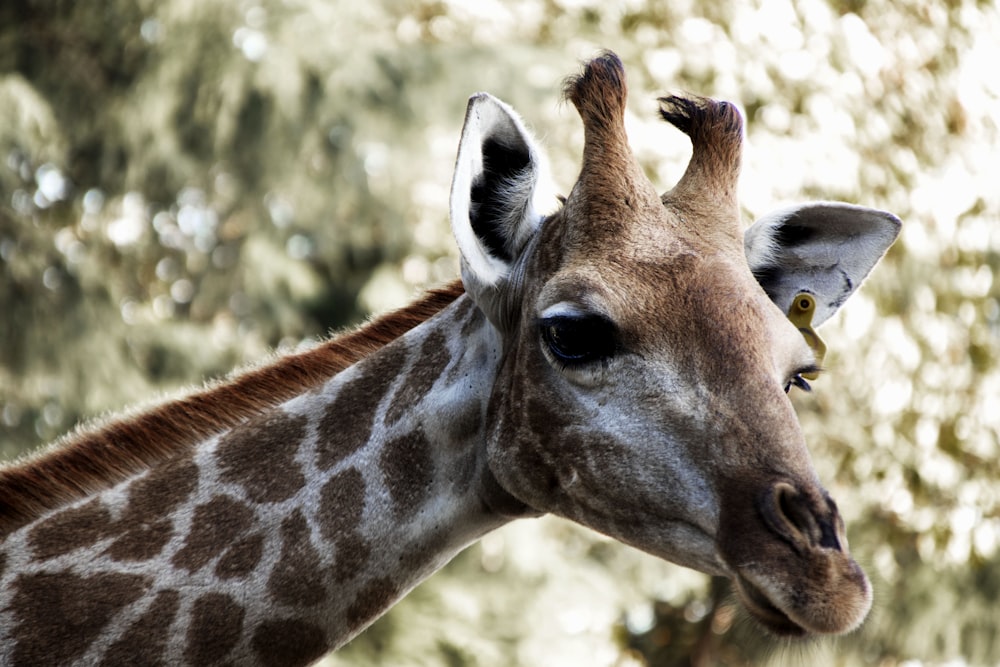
[[744, 202, 901, 327], [450, 93, 548, 294]]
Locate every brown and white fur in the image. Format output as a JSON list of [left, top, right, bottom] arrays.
[[0, 52, 899, 665]]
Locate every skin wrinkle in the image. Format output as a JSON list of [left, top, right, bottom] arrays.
[[456, 297, 481, 337], [443, 397, 482, 452]]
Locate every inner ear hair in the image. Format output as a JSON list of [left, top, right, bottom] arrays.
[[470, 135, 535, 263]]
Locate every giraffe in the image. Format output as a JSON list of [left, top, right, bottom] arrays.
[[0, 52, 900, 665]]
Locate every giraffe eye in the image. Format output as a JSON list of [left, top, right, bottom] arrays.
[[539, 315, 618, 366]]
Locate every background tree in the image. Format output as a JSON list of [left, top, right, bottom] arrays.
[[2, 0, 998, 665]]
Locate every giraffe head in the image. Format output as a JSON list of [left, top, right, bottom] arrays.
[[450, 52, 899, 636]]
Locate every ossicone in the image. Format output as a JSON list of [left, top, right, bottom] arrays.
[[563, 51, 628, 130], [659, 94, 744, 223]]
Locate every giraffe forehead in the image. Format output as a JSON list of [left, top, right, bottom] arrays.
[[533, 191, 745, 296], [537, 242, 752, 328], [556, 180, 676, 255]]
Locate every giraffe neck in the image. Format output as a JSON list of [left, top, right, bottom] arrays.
[[0, 294, 529, 666]]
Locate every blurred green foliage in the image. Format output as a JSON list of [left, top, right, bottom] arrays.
[[1, 0, 998, 665]]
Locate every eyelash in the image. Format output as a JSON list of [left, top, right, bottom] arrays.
[[784, 365, 823, 394], [785, 375, 811, 393]]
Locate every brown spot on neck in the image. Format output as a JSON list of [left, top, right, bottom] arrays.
[[252, 618, 327, 667], [384, 329, 452, 427], [122, 456, 199, 520], [316, 342, 408, 471], [345, 576, 401, 635], [317, 467, 371, 583], [268, 509, 327, 607], [28, 499, 115, 561], [105, 456, 200, 562], [215, 533, 265, 580], [317, 467, 366, 539], [26, 456, 198, 564], [183, 592, 245, 666], [217, 412, 308, 504], [9, 571, 148, 666], [104, 518, 175, 563], [170, 495, 256, 573], [380, 430, 434, 519], [331, 533, 370, 583]]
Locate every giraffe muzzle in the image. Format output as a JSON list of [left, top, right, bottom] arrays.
[[719, 478, 872, 636]]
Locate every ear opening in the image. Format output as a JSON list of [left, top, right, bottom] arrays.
[[450, 93, 548, 290], [744, 201, 901, 326], [471, 134, 533, 263]]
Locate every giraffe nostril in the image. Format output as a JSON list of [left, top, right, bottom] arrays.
[[764, 482, 843, 552]]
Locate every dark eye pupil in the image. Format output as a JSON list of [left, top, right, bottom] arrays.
[[546, 322, 588, 359], [541, 315, 617, 364]]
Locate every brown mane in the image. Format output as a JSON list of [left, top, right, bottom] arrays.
[[0, 280, 466, 535]]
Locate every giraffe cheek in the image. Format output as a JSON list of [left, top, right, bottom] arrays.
[[493, 385, 578, 507], [486, 434, 556, 512]]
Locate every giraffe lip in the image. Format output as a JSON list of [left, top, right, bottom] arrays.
[[734, 575, 807, 637]]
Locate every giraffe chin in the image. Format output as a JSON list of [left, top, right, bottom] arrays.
[[732, 575, 807, 637], [731, 570, 870, 637]]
